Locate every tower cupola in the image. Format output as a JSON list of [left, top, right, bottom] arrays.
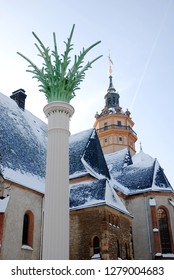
[[93, 58, 137, 156], [104, 75, 120, 108]]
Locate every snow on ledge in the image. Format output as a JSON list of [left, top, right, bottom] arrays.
[[155, 252, 174, 258], [21, 245, 33, 251], [4, 167, 45, 194], [162, 253, 174, 258], [0, 196, 10, 213], [90, 253, 101, 260], [155, 252, 162, 256], [149, 198, 156, 206], [169, 199, 174, 206]]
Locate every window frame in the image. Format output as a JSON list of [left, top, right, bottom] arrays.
[[22, 210, 34, 248]]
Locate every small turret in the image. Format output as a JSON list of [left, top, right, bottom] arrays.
[[104, 75, 120, 108]]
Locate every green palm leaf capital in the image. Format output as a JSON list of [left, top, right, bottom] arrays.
[[17, 24, 102, 103]]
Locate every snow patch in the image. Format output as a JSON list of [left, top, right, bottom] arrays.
[[21, 245, 33, 251], [4, 167, 45, 194], [169, 199, 174, 206], [106, 180, 130, 215], [0, 196, 10, 213], [153, 228, 159, 232], [149, 198, 156, 206], [132, 150, 154, 165], [90, 253, 101, 260]]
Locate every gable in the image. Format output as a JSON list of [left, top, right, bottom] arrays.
[[69, 129, 110, 180]]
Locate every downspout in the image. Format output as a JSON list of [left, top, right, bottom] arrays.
[[144, 194, 152, 259], [39, 195, 44, 260]]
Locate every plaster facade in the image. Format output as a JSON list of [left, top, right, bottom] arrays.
[[0, 181, 43, 260], [125, 192, 174, 259]]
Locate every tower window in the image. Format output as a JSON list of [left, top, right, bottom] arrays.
[[104, 122, 108, 131], [108, 98, 111, 106], [104, 138, 108, 143], [117, 121, 121, 126], [119, 137, 122, 142]]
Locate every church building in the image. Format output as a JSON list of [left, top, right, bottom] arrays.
[[93, 68, 174, 259], [0, 70, 173, 260]]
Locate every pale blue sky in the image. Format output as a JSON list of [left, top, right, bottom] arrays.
[[0, 0, 174, 186]]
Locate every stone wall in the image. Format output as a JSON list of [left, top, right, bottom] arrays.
[[70, 205, 133, 260]]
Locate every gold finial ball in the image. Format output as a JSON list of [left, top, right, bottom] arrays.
[[109, 65, 112, 75]]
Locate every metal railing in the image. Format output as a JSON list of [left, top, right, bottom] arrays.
[[96, 124, 137, 136]]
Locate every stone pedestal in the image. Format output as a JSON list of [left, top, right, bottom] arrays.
[[42, 101, 74, 260]]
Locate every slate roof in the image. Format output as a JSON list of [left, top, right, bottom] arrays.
[[0, 92, 47, 192], [0, 92, 173, 199], [70, 178, 129, 214], [106, 148, 132, 175], [69, 129, 110, 180], [0, 92, 110, 192], [0, 92, 127, 213], [105, 148, 173, 195]]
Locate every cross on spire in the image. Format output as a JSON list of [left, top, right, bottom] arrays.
[[139, 142, 143, 151]]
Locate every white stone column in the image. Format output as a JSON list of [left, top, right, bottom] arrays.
[[42, 101, 74, 260]]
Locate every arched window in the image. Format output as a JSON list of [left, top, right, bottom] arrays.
[[157, 207, 172, 253], [22, 211, 34, 247], [93, 236, 100, 255]]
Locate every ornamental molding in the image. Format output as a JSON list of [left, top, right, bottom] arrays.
[[44, 101, 74, 118]]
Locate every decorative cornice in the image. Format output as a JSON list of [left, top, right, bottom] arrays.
[[43, 101, 74, 118]]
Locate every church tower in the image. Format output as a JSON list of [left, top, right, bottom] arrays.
[[93, 64, 137, 156]]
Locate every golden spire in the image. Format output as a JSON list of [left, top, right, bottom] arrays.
[[108, 51, 113, 75]]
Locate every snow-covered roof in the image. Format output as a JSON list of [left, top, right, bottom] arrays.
[[70, 178, 130, 215], [0, 92, 47, 193], [106, 148, 132, 175], [0, 92, 172, 201], [69, 128, 110, 180], [0, 92, 110, 193], [105, 149, 173, 195]]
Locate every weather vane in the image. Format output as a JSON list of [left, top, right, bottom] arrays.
[[108, 50, 113, 75]]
